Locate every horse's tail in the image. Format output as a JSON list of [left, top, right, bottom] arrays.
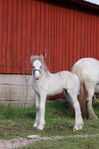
[[71, 66, 86, 118], [78, 81, 86, 118]]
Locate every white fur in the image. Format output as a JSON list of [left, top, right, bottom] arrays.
[[35, 71, 40, 79], [72, 58, 99, 119], [31, 55, 83, 131]]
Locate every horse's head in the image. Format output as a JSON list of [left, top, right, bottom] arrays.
[[30, 54, 45, 80]]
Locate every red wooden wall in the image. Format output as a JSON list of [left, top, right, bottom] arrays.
[[0, 0, 99, 74]]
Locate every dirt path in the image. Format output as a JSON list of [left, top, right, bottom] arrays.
[[0, 134, 99, 149]]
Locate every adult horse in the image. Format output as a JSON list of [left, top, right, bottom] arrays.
[[71, 58, 99, 119], [31, 54, 83, 131]]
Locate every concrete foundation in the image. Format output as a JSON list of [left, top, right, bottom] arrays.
[[0, 74, 36, 107]]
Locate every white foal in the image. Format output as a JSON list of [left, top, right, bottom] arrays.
[[31, 54, 83, 131]]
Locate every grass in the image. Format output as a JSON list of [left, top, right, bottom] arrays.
[[0, 100, 99, 148]]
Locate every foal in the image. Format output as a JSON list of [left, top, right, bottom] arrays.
[[31, 54, 83, 131]]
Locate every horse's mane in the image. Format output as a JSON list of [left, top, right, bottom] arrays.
[[31, 55, 49, 73]]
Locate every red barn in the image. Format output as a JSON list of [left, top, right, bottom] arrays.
[[0, 0, 99, 106]]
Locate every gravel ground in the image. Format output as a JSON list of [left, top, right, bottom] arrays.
[[0, 135, 64, 149], [0, 134, 99, 149]]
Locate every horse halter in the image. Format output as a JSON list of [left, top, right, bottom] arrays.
[[32, 65, 43, 80], [32, 68, 42, 75]]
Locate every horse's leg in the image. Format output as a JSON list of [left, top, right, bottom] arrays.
[[85, 82, 98, 119], [64, 90, 74, 116], [67, 90, 83, 131], [33, 94, 40, 128], [37, 92, 47, 130]]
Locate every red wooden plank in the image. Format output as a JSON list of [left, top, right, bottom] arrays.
[[11, 0, 18, 73], [61, 7, 65, 70], [74, 10, 78, 62], [31, 0, 36, 55], [21, 0, 27, 74], [0, 0, 3, 73], [47, 3, 52, 71], [65, 8, 70, 70], [59, 7, 63, 71], [26, 0, 32, 74], [76, 10, 81, 60], [16, 0, 22, 74], [92, 16, 95, 58], [2, 0, 8, 73], [90, 15, 93, 57], [84, 14, 87, 57], [54, 6, 57, 71], [94, 16, 97, 58], [69, 9, 73, 69], [96, 17, 99, 58], [44, 3, 51, 71], [51, 5, 54, 72], [35, 0, 41, 54], [6, 0, 13, 73]]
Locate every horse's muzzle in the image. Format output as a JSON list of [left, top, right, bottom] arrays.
[[32, 69, 42, 80]]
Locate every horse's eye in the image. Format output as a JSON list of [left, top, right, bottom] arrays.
[[32, 66, 35, 69], [40, 66, 42, 69]]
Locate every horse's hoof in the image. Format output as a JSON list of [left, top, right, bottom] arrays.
[[33, 122, 38, 128], [88, 115, 98, 120], [73, 122, 83, 131], [37, 125, 44, 130], [73, 127, 78, 131]]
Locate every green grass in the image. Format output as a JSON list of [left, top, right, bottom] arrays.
[[0, 100, 99, 148]]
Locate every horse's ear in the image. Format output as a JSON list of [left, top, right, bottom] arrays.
[[40, 54, 44, 61], [40, 52, 46, 60], [30, 55, 34, 63]]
